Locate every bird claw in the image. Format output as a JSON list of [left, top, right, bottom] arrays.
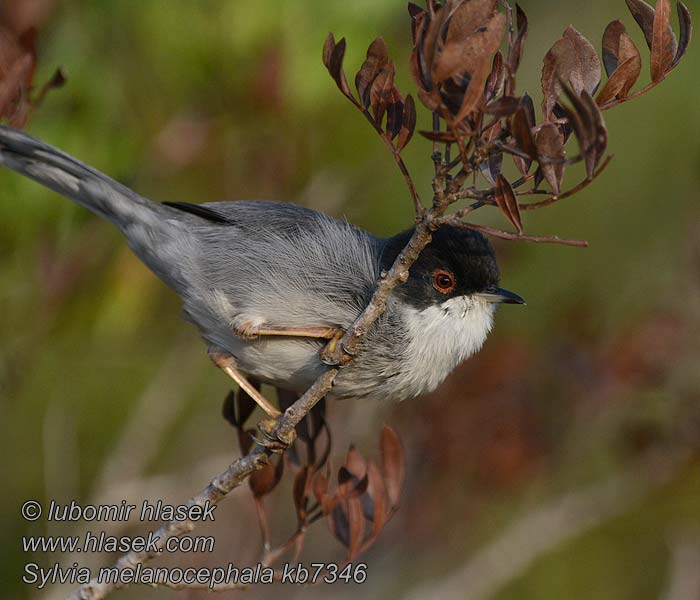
[[254, 418, 296, 453], [319, 329, 356, 366], [340, 342, 357, 357], [320, 355, 341, 367]]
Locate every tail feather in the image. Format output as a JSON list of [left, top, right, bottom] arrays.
[[0, 125, 167, 230], [0, 125, 194, 294]]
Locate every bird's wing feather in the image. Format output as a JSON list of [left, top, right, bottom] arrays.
[[175, 200, 382, 334]]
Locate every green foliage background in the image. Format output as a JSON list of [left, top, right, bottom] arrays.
[[1, 1, 699, 599]]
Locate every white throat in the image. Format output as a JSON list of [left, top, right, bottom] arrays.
[[398, 295, 495, 399]]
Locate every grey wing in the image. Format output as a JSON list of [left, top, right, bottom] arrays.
[[172, 200, 382, 336]]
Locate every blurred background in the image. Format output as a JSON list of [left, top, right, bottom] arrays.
[[1, 1, 699, 599]]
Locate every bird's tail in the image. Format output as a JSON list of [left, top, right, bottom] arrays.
[[0, 125, 169, 231], [0, 125, 194, 294]]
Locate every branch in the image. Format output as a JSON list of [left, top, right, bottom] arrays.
[[519, 155, 614, 211], [358, 106, 424, 220], [64, 370, 337, 600], [444, 219, 589, 248]]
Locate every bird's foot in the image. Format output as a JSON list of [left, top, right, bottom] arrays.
[[320, 329, 355, 366], [254, 418, 296, 453]]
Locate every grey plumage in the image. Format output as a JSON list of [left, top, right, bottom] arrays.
[[0, 125, 512, 403]]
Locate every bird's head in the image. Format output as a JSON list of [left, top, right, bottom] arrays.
[[381, 225, 525, 313]]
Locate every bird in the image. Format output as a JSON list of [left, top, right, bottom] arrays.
[[0, 125, 524, 418]]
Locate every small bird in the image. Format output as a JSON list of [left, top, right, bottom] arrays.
[[0, 125, 523, 417]]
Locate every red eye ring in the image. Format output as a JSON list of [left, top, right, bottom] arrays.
[[432, 269, 456, 294]]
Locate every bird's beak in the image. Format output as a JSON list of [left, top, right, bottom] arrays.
[[475, 287, 526, 305]]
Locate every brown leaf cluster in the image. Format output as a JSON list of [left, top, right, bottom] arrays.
[[409, 0, 506, 121], [0, 1, 64, 127], [222, 386, 405, 566], [323, 34, 416, 154], [323, 0, 691, 245]]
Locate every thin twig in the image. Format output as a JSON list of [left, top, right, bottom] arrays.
[[519, 155, 613, 211], [359, 108, 424, 219], [64, 370, 338, 600], [446, 219, 589, 247], [432, 111, 442, 175], [598, 80, 663, 111]]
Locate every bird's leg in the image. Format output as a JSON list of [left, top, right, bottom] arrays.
[[208, 351, 281, 418], [233, 323, 349, 366], [252, 326, 348, 366], [254, 325, 342, 340], [241, 323, 349, 367], [325, 328, 345, 354]]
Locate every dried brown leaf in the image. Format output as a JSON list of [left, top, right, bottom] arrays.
[[250, 458, 283, 498], [437, 11, 507, 119], [581, 90, 608, 176], [541, 26, 602, 120], [445, 0, 498, 47], [313, 472, 328, 504], [347, 496, 365, 559], [421, 4, 448, 87], [508, 4, 529, 75], [409, 47, 428, 93], [561, 84, 607, 178], [495, 174, 523, 234], [672, 2, 692, 67], [602, 20, 628, 75], [321, 492, 336, 516], [345, 445, 368, 480], [419, 130, 459, 143], [222, 383, 258, 429], [380, 425, 405, 509], [396, 94, 416, 152], [484, 95, 520, 117], [651, 0, 677, 81], [293, 467, 309, 518], [482, 119, 503, 145], [596, 54, 642, 105], [370, 63, 395, 124], [625, 0, 656, 48], [484, 51, 505, 102], [356, 37, 389, 108], [324, 35, 352, 98], [597, 22, 642, 104], [385, 92, 405, 139], [322, 32, 335, 68], [535, 123, 566, 195], [0, 25, 35, 125], [330, 503, 350, 546], [366, 461, 388, 539], [221, 390, 237, 428], [480, 152, 503, 184], [409, 1, 427, 42], [418, 88, 441, 112], [426, 0, 504, 105], [455, 49, 497, 121], [511, 102, 537, 159], [338, 467, 369, 499]]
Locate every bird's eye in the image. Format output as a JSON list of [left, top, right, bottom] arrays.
[[432, 269, 456, 294]]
